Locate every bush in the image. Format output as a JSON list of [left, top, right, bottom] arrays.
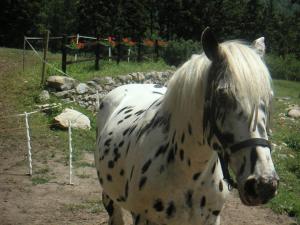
[[266, 54, 300, 81], [162, 39, 202, 67]]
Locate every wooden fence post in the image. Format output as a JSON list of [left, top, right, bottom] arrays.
[[62, 34, 67, 74], [116, 36, 122, 65], [23, 36, 26, 72], [95, 35, 100, 70], [154, 39, 159, 61], [41, 30, 50, 86], [137, 38, 142, 62]]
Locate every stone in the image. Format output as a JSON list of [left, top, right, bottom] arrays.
[[54, 108, 91, 130], [287, 107, 300, 118], [46, 76, 77, 91], [76, 83, 90, 94], [39, 90, 50, 102], [103, 76, 115, 85], [87, 81, 103, 91], [53, 90, 74, 98]]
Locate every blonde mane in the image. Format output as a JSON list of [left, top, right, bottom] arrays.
[[162, 40, 272, 137]]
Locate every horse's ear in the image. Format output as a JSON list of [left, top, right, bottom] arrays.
[[252, 37, 265, 57], [201, 27, 220, 61]]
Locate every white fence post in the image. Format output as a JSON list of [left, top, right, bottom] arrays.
[[75, 33, 79, 61], [109, 46, 112, 62], [24, 112, 32, 176], [68, 120, 74, 185], [128, 48, 131, 62]]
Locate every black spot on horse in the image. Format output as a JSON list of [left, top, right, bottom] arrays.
[[167, 147, 175, 163], [124, 114, 132, 119], [120, 169, 125, 176], [219, 180, 223, 192], [129, 124, 137, 135], [104, 139, 112, 147], [166, 201, 176, 218], [117, 106, 130, 115], [119, 140, 124, 147], [100, 102, 104, 110], [123, 128, 130, 136], [154, 84, 163, 88], [124, 109, 133, 114], [193, 172, 201, 180], [108, 131, 113, 135], [212, 210, 220, 216], [171, 130, 176, 144], [187, 159, 191, 167], [125, 141, 131, 156], [118, 120, 123, 124], [200, 196, 206, 207], [181, 133, 185, 144], [130, 166, 135, 180], [125, 180, 129, 198], [142, 159, 152, 174], [135, 110, 145, 116], [185, 190, 193, 208], [155, 143, 169, 158], [188, 123, 193, 135], [153, 199, 164, 212], [106, 199, 114, 216], [108, 160, 114, 168], [107, 174, 112, 181], [179, 149, 184, 161], [211, 162, 216, 174], [153, 91, 163, 95], [139, 176, 147, 190]]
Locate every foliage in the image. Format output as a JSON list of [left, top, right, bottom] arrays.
[[1, 0, 300, 59], [266, 54, 300, 81], [162, 39, 201, 66]]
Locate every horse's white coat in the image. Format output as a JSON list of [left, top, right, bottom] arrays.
[[95, 39, 276, 225]]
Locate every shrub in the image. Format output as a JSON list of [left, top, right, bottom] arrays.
[[266, 54, 300, 81], [162, 39, 201, 67]]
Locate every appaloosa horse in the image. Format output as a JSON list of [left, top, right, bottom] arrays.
[[95, 27, 279, 225]]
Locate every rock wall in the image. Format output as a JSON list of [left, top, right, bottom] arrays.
[[46, 71, 174, 112]]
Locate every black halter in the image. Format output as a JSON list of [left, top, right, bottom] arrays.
[[211, 112, 272, 190]]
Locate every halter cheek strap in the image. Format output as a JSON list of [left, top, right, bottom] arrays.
[[212, 120, 272, 190]]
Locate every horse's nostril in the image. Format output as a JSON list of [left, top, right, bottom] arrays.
[[244, 178, 257, 198]]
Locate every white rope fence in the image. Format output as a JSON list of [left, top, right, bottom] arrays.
[[0, 92, 101, 184]]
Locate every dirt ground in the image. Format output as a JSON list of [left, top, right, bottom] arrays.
[[0, 51, 297, 225]]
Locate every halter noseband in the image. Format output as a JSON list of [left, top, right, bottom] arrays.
[[210, 106, 272, 190]]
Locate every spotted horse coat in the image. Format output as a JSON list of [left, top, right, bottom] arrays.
[[95, 28, 279, 225]]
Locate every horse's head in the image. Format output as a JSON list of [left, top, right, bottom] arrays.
[[202, 27, 279, 206]]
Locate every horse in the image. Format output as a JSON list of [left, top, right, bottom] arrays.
[[94, 27, 279, 225]]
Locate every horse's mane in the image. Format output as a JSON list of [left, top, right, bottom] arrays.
[[162, 40, 272, 136]]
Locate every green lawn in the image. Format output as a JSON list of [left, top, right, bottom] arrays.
[[269, 80, 300, 222]]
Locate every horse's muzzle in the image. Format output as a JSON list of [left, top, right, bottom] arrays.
[[241, 174, 279, 206]]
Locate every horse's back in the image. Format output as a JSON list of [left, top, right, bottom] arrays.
[[96, 84, 166, 135]]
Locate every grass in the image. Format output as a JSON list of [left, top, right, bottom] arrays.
[[64, 199, 104, 214], [268, 80, 300, 222], [1, 47, 300, 222]]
